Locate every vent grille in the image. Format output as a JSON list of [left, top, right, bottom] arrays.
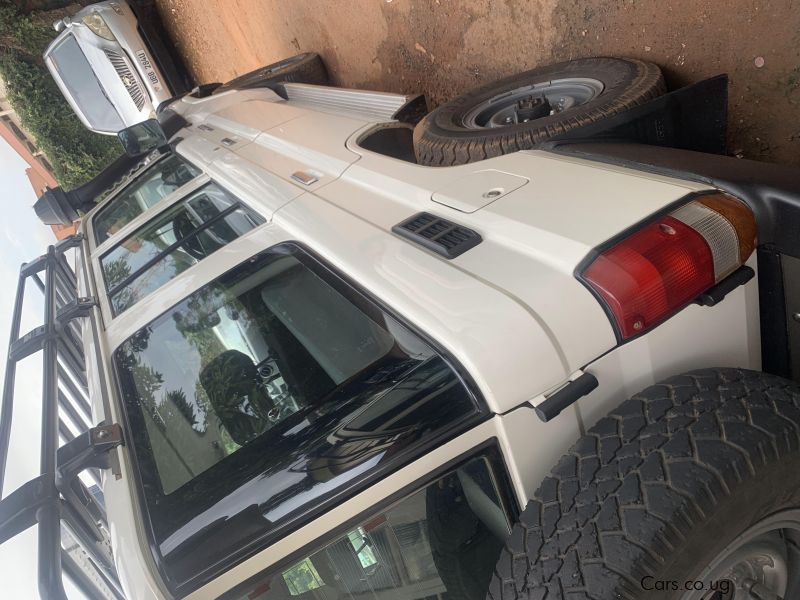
[[392, 212, 482, 259], [104, 49, 145, 110]]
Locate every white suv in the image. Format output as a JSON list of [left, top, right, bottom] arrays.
[[3, 54, 800, 600], [44, 1, 188, 134]]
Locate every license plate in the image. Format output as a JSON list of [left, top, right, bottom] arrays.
[[135, 50, 162, 92]]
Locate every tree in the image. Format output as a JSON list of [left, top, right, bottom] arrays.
[[0, 0, 120, 189], [164, 388, 201, 431]]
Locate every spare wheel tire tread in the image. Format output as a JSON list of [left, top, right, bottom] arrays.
[[415, 58, 665, 166]]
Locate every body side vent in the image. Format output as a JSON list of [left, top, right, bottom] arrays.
[[392, 212, 482, 259]]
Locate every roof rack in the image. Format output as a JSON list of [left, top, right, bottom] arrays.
[[0, 235, 125, 599]]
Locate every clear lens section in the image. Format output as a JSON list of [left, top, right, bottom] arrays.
[[81, 13, 115, 40], [671, 201, 741, 280], [696, 193, 757, 263]]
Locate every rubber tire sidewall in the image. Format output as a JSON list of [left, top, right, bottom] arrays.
[[414, 57, 664, 165], [650, 453, 800, 599]]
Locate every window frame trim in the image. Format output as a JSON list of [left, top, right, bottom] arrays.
[[216, 439, 519, 600], [90, 175, 272, 323], [86, 152, 206, 255], [91, 172, 210, 325], [110, 241, 490, 597], [98, 182, 263, 316]]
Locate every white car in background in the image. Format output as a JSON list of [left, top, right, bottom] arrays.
[[44, 0, 190, 135]]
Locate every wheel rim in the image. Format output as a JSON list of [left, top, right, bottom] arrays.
[[682, 509, 800, 600], [461, 77, 604, 128]]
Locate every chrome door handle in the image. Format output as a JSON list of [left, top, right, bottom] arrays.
[[291, 171, 319, 185]]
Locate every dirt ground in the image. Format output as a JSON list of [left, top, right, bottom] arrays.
[[154, 0, 800, 167]]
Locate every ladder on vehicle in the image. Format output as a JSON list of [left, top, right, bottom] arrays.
[[0, 235, 124, 599]]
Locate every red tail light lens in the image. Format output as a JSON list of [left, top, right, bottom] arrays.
[[581, 193, 756, 340]]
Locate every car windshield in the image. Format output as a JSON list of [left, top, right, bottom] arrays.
[[114, 244, 480, 593], [93, 154, 202, 245], [47, 34, 123, 132]]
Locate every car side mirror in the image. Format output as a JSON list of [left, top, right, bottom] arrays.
[[117, 118, 168, 157], [53, 16, 70, 32]]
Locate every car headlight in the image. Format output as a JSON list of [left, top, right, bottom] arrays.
[[81, 13, 115, 41]]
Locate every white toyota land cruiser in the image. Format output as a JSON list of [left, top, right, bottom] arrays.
[[2, 54, 799, 600]]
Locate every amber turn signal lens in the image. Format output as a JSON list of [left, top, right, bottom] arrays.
[[696, 193, 757, 264]]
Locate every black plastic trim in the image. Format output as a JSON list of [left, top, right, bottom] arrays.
[[534, 372, 599, 422], [155, 108, 189, 139], [696, 266, 756, 306], [356, 123, 417, 164], [550, 75, 729, 155], [758, 247, 791, 378], [391, 94, 429, 125]]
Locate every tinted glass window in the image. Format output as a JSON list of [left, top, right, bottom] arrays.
[[48, 35, 123, 132], [101, 182, 264, 315], [93, 154, 201, 245], [114, 245, 481, 593], [230, 455, 510, 600]]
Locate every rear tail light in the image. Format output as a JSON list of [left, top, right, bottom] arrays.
[[580, 192, 757, 340]]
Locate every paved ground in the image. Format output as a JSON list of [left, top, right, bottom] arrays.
[[154, 0, 800, 166]]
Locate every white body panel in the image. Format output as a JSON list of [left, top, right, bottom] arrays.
[[71, 85, 761, 598]]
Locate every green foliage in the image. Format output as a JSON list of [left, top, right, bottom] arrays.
[[282, 559, 325, 595], [0, 6, 52, 55], [0, 0, 121, 190]]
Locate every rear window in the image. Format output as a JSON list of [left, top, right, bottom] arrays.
[[93, 154, 202, 245], [101, 181, 264, 315], [114, 244, 481, 593], [47, 34, 123, 132]]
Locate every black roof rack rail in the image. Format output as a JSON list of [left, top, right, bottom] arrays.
[[0, 236, 125, 599]]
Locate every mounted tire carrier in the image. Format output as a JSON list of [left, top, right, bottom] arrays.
[[4, 54, 800, 600]]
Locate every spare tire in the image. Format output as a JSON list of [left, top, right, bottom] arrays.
[[214, 52, 329, 94], [414, 57, 664, 166]]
